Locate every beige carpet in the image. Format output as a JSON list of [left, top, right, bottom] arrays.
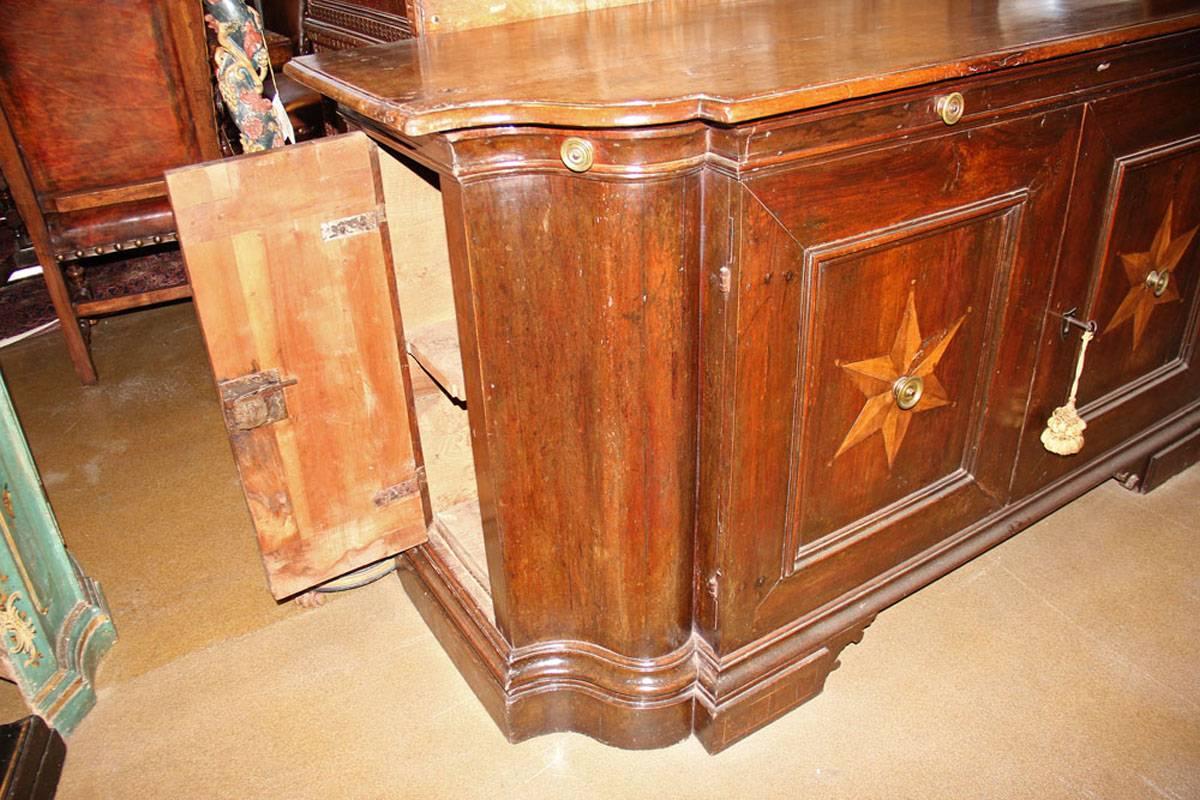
[[0, 305, 1197, 799]]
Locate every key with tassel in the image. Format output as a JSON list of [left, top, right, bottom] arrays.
[[1041, 317, 1096, 456]]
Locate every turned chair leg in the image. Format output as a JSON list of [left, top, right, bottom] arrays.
[[0, 108, 96, 384], [63, 259, 90, 301], [41, 254, 97, 385]]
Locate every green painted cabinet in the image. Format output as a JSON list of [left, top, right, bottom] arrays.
[[0, 372, 114, 733]]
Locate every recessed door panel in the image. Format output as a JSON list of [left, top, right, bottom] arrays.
[[707, 107, 1081, 648], [1017, 76, 1200, 496], [1086, 144, 1200, 395], [792, 200, 1020, 553]]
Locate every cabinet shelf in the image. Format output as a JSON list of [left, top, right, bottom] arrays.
[[429, 499, 491, 620], [408, 319, 466, 403]]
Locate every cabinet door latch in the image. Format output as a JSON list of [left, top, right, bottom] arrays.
[[219, 369, 298, 431]]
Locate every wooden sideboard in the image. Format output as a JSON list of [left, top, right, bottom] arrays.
[[169, 0, 1200, 753]]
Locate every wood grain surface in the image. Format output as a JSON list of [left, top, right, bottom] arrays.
[[243, 6, 1200, 752], [166, 133, 428, 599], [287, 0, 1200, 136], [412, 0, 646, 35]]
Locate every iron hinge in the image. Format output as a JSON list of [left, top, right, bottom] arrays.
[[716, 265, 732, 294]]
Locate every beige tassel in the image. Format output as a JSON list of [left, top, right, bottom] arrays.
[[1041, 329, 1094, 456]]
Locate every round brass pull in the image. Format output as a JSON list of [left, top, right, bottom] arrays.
[[935, 92, 965, 125], [893, 375, 925, 411], [1145, 269, 1170, 297], [560, 137, 595, 173]]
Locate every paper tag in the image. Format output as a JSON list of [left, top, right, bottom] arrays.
[[272, 92, 296, 144]]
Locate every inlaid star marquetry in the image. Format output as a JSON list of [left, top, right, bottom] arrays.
[[834, 291, 966, 468], [1106, 202, 1197, 350]]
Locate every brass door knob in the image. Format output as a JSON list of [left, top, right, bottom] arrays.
[[935, 92, 965, 125], [1145, 269, 1170, 297], [893, 375, 925, 410], [560, 137, 595, 173]]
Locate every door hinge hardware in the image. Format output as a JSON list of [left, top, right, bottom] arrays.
[[706, 569, 722, 598], [321, 210, 380, 241], [373, 468, 424, 508], [717, 265, 732, 294], [219, 369, 298, 431]]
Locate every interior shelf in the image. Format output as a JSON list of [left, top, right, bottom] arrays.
[[429, 499, 492, 620], [380, 145, 491, 624], [411, 358, 492, 623], [408, 319, 466, 403]]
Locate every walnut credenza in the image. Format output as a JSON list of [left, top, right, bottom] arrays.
[[168, 0, 1200, 754]]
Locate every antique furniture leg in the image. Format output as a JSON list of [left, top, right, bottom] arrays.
[[0, 716, 66, 800], [0, 109, 96, 384], [62, 261, 90, 302], [0, 375, 116, 731]]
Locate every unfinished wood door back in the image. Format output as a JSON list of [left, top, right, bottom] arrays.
[[166, 133, 429, 599]]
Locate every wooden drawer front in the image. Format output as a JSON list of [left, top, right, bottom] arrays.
[[706, 107, 1081, 646], [1016, 75, 1200, 496], [729, 30, 1200, 172]]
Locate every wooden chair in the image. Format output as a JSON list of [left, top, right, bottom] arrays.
[[0, 1, 222, 384], [259, 0, 416, 140]]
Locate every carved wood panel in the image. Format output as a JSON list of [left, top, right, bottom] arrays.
[[788, 198, 1021, 557], [1016, 75, 1200, 497], [1085, 144, 1200, 404], [707, 107, 1082, 649]]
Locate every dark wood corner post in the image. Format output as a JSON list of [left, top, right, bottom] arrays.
[[431, 132, 704, 748]]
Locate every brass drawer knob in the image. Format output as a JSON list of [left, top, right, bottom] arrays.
[[893, 375, 925, 410], [560, 137, 595, 173], [935, 92, 965, 125], [1145, 269, 1170, 297]]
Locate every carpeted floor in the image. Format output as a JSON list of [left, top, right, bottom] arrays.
[[0, 246, 186, 345], [0, 304, 1196, 799]]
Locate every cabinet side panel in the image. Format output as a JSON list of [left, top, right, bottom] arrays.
[[457, 171, 700, 656]]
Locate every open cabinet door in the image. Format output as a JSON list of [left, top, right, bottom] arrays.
[[165, 133, 429, 600]]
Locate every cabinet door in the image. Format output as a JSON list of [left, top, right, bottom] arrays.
[[704, 106, 1081, 645], [1016, 76, 1200, 496], [166, 133, 429, 600]]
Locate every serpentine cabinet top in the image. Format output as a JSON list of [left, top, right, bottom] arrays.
[[285, 0, 1200, 137]]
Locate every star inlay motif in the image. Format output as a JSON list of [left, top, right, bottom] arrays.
[[834, 291, 966, 468], [1106, 202, 1197, 350]]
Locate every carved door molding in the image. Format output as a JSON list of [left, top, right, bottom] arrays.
[[705, 106, 1083, 646], [1017, 75, 1200, 496], [783, 194, 1025, 571], [0, 374, 115, 733]]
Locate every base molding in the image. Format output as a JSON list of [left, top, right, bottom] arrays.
[[693, 620, 870, 753], [399, 541, 697, 750], [0, 716, 66, 800], [30, 567, 116, 735], [1114, 423, 1200, 494], [398, 408, 1200, 754]]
